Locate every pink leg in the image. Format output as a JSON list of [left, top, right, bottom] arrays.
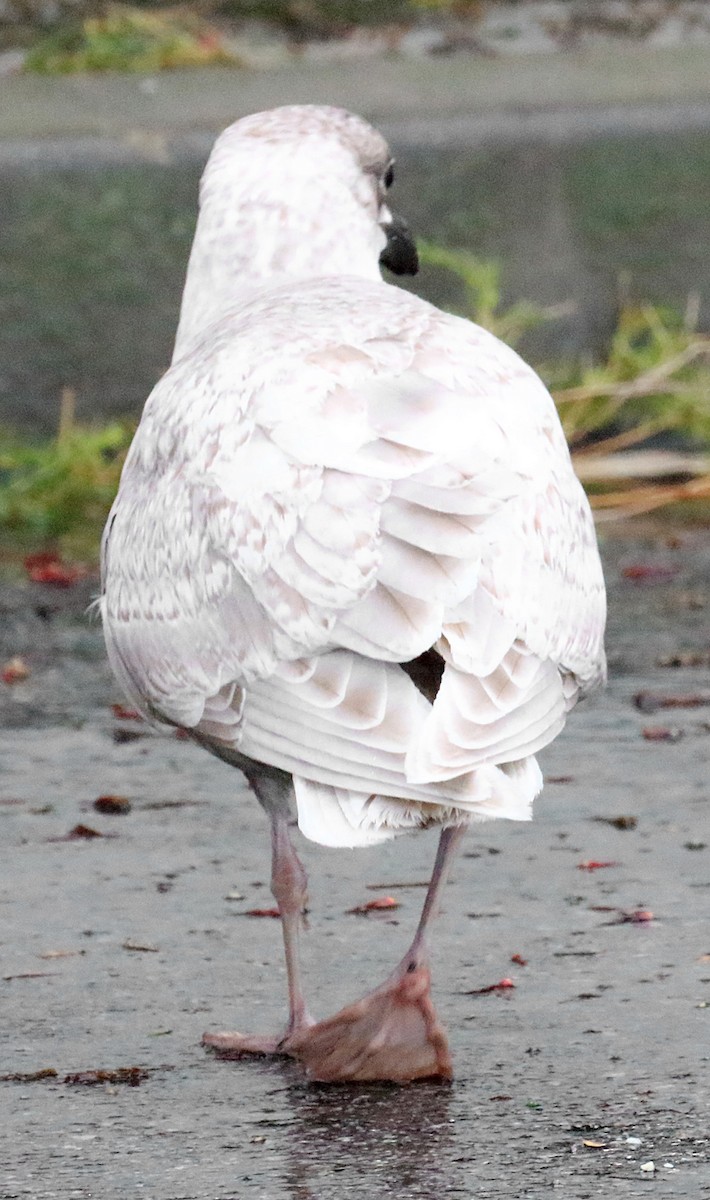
[[285, 823, 467, 1083], [202, 814, 313, 1057]]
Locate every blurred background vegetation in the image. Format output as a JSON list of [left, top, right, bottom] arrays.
[[1, 0, 708, 559], [1, 244, 708, 560], [4, 0, 710, 69], [6, 0, 489, 63]]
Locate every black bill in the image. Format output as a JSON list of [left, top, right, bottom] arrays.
[[379, 213, 419, 276]]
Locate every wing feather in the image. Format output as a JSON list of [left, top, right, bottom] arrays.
[[101, 278, 605, 843]]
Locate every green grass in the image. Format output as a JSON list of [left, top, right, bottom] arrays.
[[0, 396, 132, 560], [25, 7, 238, 74], [1, 247, 708, 564]]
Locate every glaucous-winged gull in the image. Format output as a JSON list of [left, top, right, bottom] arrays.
[[100, 105, 606, 1083]]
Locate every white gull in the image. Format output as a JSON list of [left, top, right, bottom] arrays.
[[100, 104, 606, 1083]]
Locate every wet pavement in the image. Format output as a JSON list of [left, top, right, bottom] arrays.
[[1, 523, 710, 1198]]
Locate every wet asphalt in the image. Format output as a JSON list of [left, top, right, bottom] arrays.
[[1, 523, 709, 1199]]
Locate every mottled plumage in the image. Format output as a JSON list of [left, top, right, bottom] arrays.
[[100, 105, 606, 1082]]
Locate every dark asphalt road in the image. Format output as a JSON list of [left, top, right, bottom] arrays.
[[1, 523, 709, 1198]]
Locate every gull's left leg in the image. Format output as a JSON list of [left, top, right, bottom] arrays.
[[284, 823, 467, 1083], [203, 796, 314, 1057]]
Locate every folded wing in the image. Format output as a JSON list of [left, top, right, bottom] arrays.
[[101, 281, 605, 844]]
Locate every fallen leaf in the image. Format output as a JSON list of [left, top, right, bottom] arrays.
[[347, 896, 401, 915], [489, 1094, 513, 1101], [609, 902, 652, 921], [24, 552, 86, 588], [111, 704, 143, 721], [63, 1067, 149, 1087], [464, 977, 516, 996], [112, 728, 148, 744], [635, 690, 710, 713], [554, 950, 598, 957], [141, 799, 206, 810], [0, 1068, 58, 1082], [642, 726, 684, 742], [583, 1140, 608, 1149], [242, 907, 281, 918], [597, 908, 654, 925], [49, 824, 109, 842], [365, 881, 430, 890], [510, 953, 528, 966], [624, 909, 654, 924], [3, 971, 58, 981], [592, 815, 638, 830], [622, 563, 678, 583], [38, 949, 84, 959], [122, 940, 159, 952], [657, 651, 710, 668], [578, 861, 619, 872], [93, 795, 132, 815], [1, 656, 31, 685]]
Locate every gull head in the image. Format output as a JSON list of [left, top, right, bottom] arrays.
[[174, 105, 418, 358]]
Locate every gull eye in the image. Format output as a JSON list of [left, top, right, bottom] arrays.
[[384, 163, 395, 189]]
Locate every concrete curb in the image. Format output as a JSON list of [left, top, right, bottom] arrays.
[[1, 42, 709, 155]]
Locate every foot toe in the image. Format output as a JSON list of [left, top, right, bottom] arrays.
[[201, 1031, 287, 1058]]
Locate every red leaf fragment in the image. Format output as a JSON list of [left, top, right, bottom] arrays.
[[622, 563, 678, 583], [66, 823, 104, 839], [24, 552, 86, 588], [612, 908, 655, 925], [243, 907, 281, 918], [49, 824, 108, 842], [642, 726, 684, 742], [465, 977, 516, 996], [1, 656, 30, 685], [510, 953, 528, 966], [591, 905, 654, 925], [110, 704, 142, 721], [347, 895, 401, 915], [578, 860, 619, 872], [624, 909, 654, 924], [635, 690, 710, 713], [93, 795, 132, 815]]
